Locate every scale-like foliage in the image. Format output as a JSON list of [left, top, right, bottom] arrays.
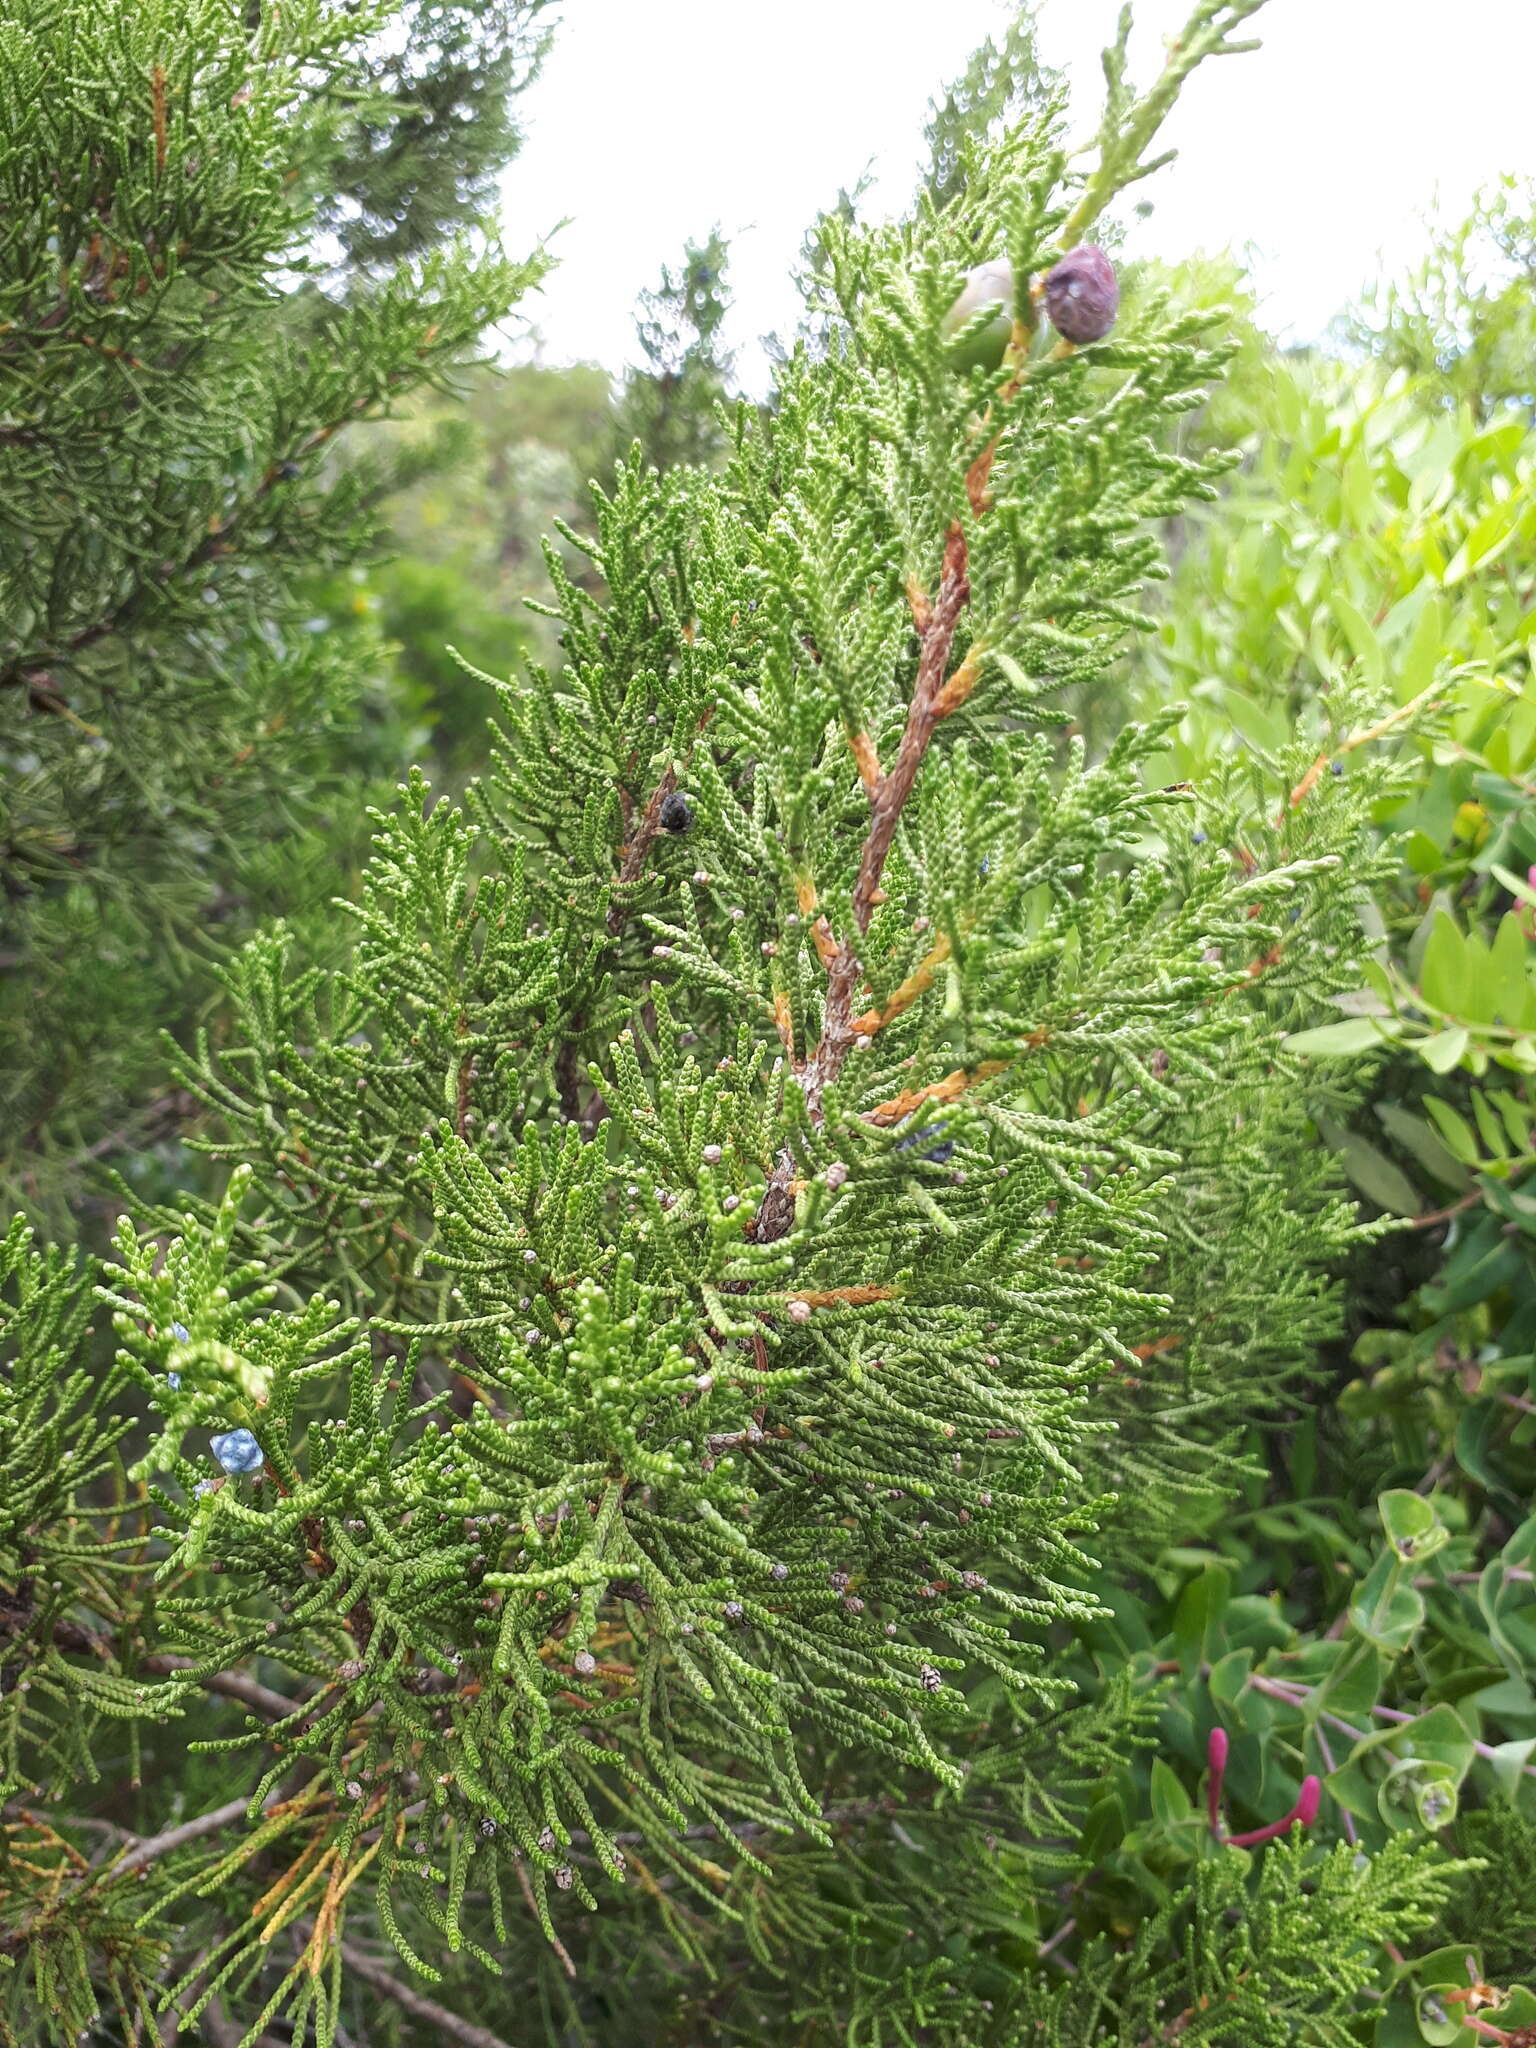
[[0, 0, 548, 1219], [0, 7, 1482, 2043]]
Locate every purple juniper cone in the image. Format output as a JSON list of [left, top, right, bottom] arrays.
[[1044, 245, 1119, 344]]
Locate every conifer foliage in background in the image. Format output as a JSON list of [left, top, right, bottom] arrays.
[[5, 6, 1523, 2045], [0, 0, 550, 1221], [309, 0, 556, 274], [921, 3, 1060, 212], [611, 227, 736, 474]]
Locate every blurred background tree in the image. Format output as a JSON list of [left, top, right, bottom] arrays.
[[1339, 173, 1536, 422], [920, 3, 1059, 209], [610, 227, 737, 472], [0, 0, 554, 1227], [306, 0, 557, 274], [311, 358, 616, 782]]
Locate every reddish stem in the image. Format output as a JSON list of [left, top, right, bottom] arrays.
[[1206, 1725, 1228, 1836], [1225, 1774, 1321, 1849]]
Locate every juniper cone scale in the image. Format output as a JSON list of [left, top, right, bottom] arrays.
[[0, 2, 1479, 2042]]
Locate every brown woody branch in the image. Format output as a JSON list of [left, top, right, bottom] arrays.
[[510, 1860, 578, 1981], [140, 1653, 299, 1723], [1282, 679, 1445, 817], [339, 1939, 527, 2043], [867, 1058, 1013, 1128], [605, 767, 678, 937], [742, 517, 981, 1245], [61, 1088, 199, 1171], [786, 1284, 897, 1308], [17, 1605, 302, 1723], [801, 521, 974, 1129], [849, 930, 953, 1038], [112, 1792, 275, 1882]]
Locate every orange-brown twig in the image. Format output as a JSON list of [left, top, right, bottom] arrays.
[[794, 872, 841, 967], [1132, 1334, 1183, 1361], [1283, 680, 1445, 816], [868, 1059, 1011, 1127], [772, 989, 794, 1053], [151, 65, 167, 178], [850, 931, 954, 1038], [848, 728, 883, 798], [786, 1285, 898, 1309]]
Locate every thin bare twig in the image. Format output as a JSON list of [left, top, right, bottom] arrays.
[[22, 1609, 301, 1723], [511, 1857, 577, 1979], [340, 1938, 528, 2044], [141, 1653, 299, 1723], [1406, 1192, 1480, 1230], [112, 1793, 271, 1881], [606, 767, 679, 937]]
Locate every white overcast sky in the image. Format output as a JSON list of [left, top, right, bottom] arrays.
[[502, 0, 1536, 391]]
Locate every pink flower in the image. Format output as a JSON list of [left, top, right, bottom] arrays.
[[1226, 1775, 1322, 1849], [1206, 1727, 1229, 1834]]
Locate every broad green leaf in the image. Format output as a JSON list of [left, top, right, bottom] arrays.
[[1172, 1566, 1230, 1679], [1406, 829, 1445, 875], [1418, 912, 1468, 1014], [1419, 1026, 1471, 1075], [1371, 1993, 1433, 2048], [1313, 1643, 1386, 1721], [1486, 1737, 1536, 1800], [1407, 894, 1455, 983], [1078, 1794, 1125, 1863], [1208, 1647, 1254, 1712], [1492, 858, 1536, 904], [1327, 1740, 1387, 1824], [1221, 1595, 1293, 1653], [1491, 1085, 1533, 1150], [1374, 1103, 1470, 1192], [1351, 1549, 1424, 1655], [1477, 1551, 1536, 1674], [1393, 593, 1446, 707], [1424, 1662, 1508, 1706], [1412, 1969, 1479, 2048], [1283, 1018, 1387, 1056], [1470, 1087, 1509, 1158], [1444, 498, 1520, 584], [1333, 987, 1392, 1017], [1423, 1095, 1481, 1164], [1489, 912, 1536, 1028], [1502, 1515, 1536, 1572], [1149, 1756, 1193, 1826], [1379, 1490, 1449, 1566], [1456, 1400, 1518, 1505], [1333, 591, 1383, 688], [1396, 1702, 1477, 1783], [1318, 1120, 1422, 1217]]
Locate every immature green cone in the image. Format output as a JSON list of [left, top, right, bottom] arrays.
[[941, 257, 1017, 370]]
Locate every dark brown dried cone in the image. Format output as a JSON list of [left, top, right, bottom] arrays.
[[1043, 244, 1119, 344]]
